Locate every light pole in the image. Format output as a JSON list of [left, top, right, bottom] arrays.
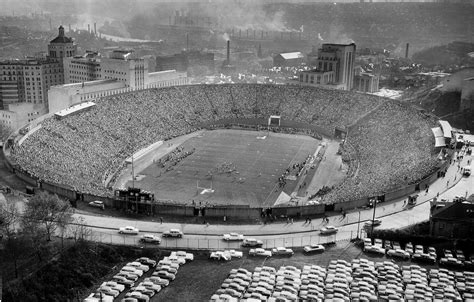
[[356, 211, 361, 239], [131, 151, 135, 189]]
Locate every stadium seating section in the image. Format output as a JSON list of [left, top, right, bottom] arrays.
[[11, 84, 438, 203]]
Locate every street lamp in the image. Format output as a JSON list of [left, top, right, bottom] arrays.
[[356, 211, 361, 239]]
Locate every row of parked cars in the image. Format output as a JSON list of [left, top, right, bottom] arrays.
[[363, 238, 473, 267], [210, 257, 474, 302], [84, 251, 193, 302], [210, 244, 326, 261]]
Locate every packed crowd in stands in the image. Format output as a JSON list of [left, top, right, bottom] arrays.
[[11, 84, 439, 201]]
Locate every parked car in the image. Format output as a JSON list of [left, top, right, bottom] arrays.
[[242, 238, 263, 247], [140, 281, 162, 293], [136, 257, 157, 268], [170, 250, 194, 262], [85, 292, 114, 302], [303, 244, 325, 254], [412, 253, 436, 264], [125, 291, 150, 302], [440, 257, 464, 267], [228, 250, 243, 258], [162, 229, 183, 238], [144, 277, 169, 287], [100, 281, 125, 293], [112, 275, 135, 288], [210, 251, 231, 261], [139, 234, 161, 244], [249, 248, 272, 257], [320, 226, 338, 235], [223, 232, 245, 241], [155, 270, 176, 281], [386, 249, 411, 260], [364, 245, 386, 255], [119, 226, 139, 235], [116, 271, 140, 281], [272, 247, 294, 256], [88, 200, 105, 209], [97, 286, 119, 298], [126, 262, 150, 272], [154, 264, 177, 275], [121, 266, 144, 277], [120, 298, 139, 302]]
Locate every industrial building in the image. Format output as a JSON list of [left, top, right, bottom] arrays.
[[430, 200, 474, 238], [156, 50, 215, 73], [273, 52, 305, 67], [299, 43, 356, 91]]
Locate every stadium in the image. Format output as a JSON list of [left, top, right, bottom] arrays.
[[7, 84, 442, 217]]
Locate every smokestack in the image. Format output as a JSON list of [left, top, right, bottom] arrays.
[[405, 43, 409, 59], [227, 40, 230, 65], [88, 24, 90, 34], [94, 22, 97, 36], [239, 29, 241, 38]]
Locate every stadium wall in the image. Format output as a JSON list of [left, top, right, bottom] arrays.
[[272, 204, 325, 217], [204, 206, 262, 220]]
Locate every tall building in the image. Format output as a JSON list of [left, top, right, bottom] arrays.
[[0, 58, 63, 108], [299, 43, 356, 91], [48, 25, 77, 59], [101, 50, 148, 90], [63, 51, 101, 83], [0, 26, 75, 109], [354, 66, 379, 93]]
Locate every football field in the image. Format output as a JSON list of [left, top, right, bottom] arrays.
[[131, 129, 321, 207]]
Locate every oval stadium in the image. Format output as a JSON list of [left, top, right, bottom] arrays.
[[8, 84, 440, 214]]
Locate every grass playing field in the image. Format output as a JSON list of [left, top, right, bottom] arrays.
[[131, 129, 320, 207]]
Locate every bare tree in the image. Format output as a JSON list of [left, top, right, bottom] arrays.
[[69, 216, 92, 242], [0, 202, 19, 239], [21, 191, 73, 242]]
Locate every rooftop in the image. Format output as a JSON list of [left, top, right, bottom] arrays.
[[278, 52, 304, 60]]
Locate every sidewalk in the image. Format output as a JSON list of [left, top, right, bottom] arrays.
[[76, 146, 473, 237]]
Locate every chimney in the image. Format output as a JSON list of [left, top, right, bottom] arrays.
[[88, 24, 90, 34], [405, 43, 409, 59], [94, 22, 97, 35], [227, 40, 230, 65]]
